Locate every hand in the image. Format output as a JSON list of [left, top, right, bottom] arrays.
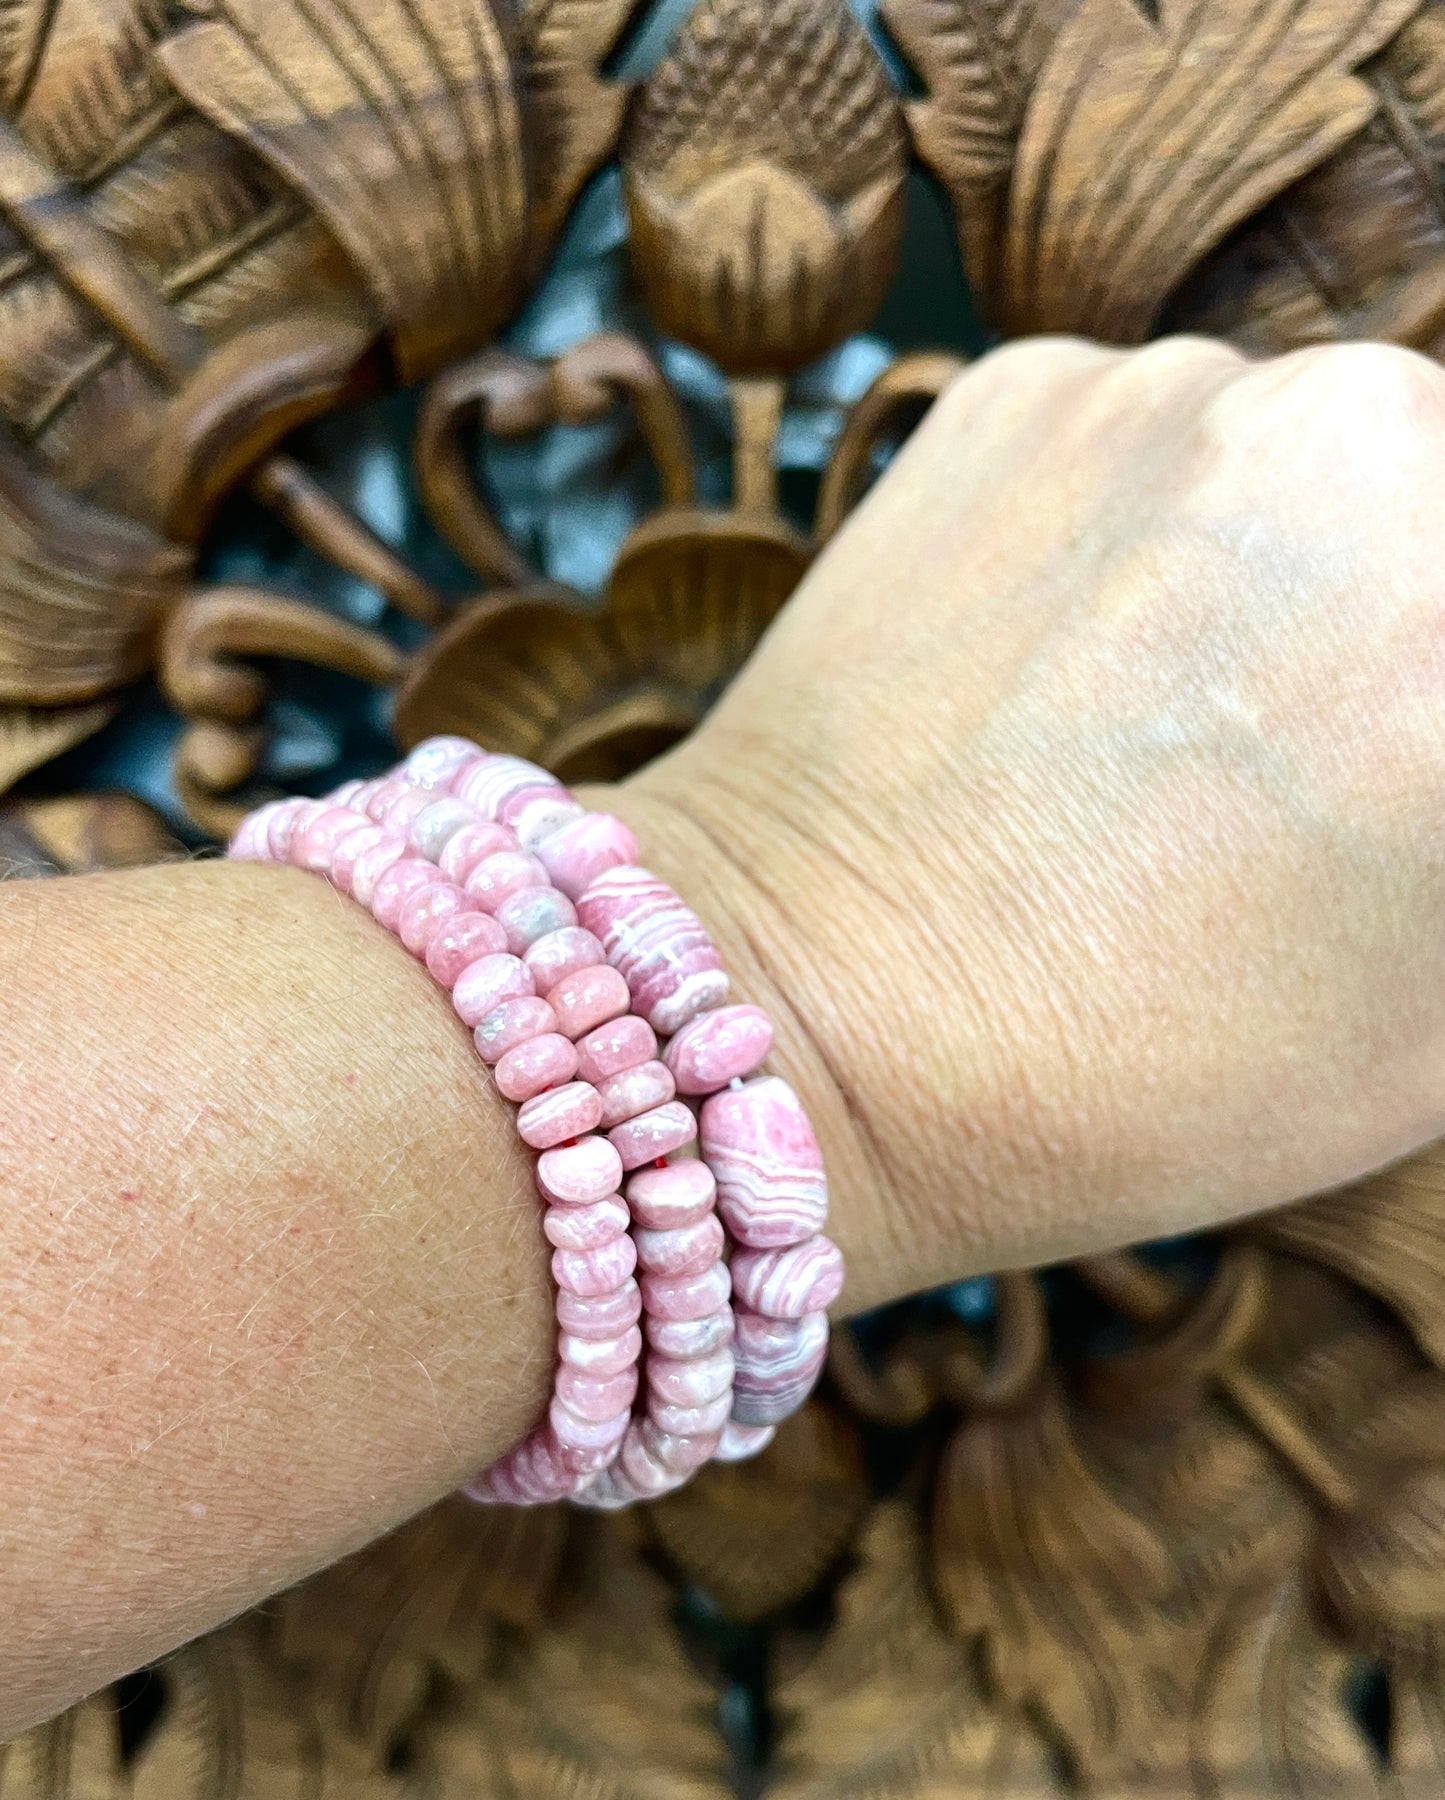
[[607, 336, 1445, 1308]]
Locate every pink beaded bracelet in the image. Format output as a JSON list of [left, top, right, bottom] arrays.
[[384, 738, 845, 1506]]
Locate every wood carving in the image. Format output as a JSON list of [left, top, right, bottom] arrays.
[[15, 0, 1445, 1791]]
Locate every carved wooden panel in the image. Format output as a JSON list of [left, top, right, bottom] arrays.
[[6, 0, 1445, 1792]]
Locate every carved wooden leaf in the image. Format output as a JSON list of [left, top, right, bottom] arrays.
[[0, 1695, 129, 1799], [646, 1402, 871, 1622], [1252, 1143, 1445, 1368], [770, 1503, 1067, 1798], [0, 700, 112, 798], [13, 0, 171, 180], [1002, 0, 1422, 339], [158, 0, 529, 381], [443, 1518, 734, 1799]]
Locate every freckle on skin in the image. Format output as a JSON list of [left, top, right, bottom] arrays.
[[118, 1190, 138, 1203], [345, 1072, 357, 1086]]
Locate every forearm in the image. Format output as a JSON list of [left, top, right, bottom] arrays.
[[0, 858, 554, 1733]]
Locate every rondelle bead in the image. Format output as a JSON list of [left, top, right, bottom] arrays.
[[536, 1136, 625, 1205], [552, 1233, 638, 1297], [328, 822, 386, 894], [633, 1213, 725, 1278], [349, 835, 407, 908], [403, 735, 479, 789], [555, 1277, 641, 1339], [730, 1309, 829, 1426], [574, 1014, 657, 1085], [517, 1080, 603, 1149], [370, 856, 438, 931], [474, 995, 559, 1063], [549, 1393, 630, 1455], [715, 1421, 776, 1462], [397, 882, 465, 956], [362, 776, 412, 822], [535, 811, 640, 900], [652, 1392, 733, 1436], [438, 821, 516, 886], [614, 1431, 680, 1499], [456, 754, 558, 818], [542, 1194, 629, 1252], [266, 798, 313, 863], [452, 953, 534, 1029], [556, 1362, 638, 1422], [647, 1348, 735, 1408], [731, 1237, 844, 1318], [664, 1004, 775, 1095], [641, 1418, 722, 1474], [608, 1100, 697, 1172], [525, 926, 607, 995], [700, 1075, 828, 1249], [495, 885, 578, 954], [229, 801, 280, 859], [559, 1325, 641, 1377], [576, 865, 728, 1033], [646, 1308, 735, 1358], [641, 1260, 731, 1322], [294, 804, 366, 872], [625, 1159, 716, 1230], [424, 910, 508, 987], [498, 784, 586, 850], [547, 964, 631, 1039], [464, 850, 550, 913], [408, 797, 475, 861], [376, 786, 434, 837], [595, 1060, 676, 1130], [327, 778, 367, 807], [495, 1032, 579, 1102]]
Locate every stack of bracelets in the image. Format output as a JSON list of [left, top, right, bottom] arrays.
[[227, 736, 844, 1508]]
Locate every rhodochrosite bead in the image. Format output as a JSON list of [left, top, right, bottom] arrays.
[[730, 1310, 828, 1426], [535, 811, 639, 900], [664, 1004, 775, 1095], [699, 1075, 828, 1248], [576, 866, 728, 1033], [537, 1137, 625, 1205], [731, 1238, 845, 1317], [425, 911, 507, 986]]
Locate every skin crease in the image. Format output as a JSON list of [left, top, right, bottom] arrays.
[[6, 335, 1445, 1730]]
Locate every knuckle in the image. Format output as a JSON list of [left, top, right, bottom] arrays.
[[1264, 340, 1445, 430]]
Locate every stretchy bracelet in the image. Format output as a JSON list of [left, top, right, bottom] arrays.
[[385, 738, 845, 1506], [227, 733, 843, 1509]]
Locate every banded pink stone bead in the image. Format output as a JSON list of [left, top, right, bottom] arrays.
[[633, 1213, 725, 1278], [424, 910, 507, 986], [328, 822, 386, 894], [349, 834, 407, 907], [552, 1232, 637, 1297], [438, 821, 516, 886], [549, 1395, 629, 1461], [731, 1236, 844, 1318], [265, 797, 311, 863], [361, 776, 412, 822], [699, 1075, 828, 1249], [641, 1260, 731, 1322], [376, 786, 434, 838], [397, 881, 464, 956], [327, 778, 366, 807], [595, 1059, 675, 1130], [465, 850, 550, 913], [641, 1419, 721, 1474], [608, 1099, 697, 1172], [576, 866, 729, 1034], [517, 1080, 602, 1149], [575, 1014, 657, 1085], [452, 953, 534, 1029], [547, 964, 631, 1040], [535, 811, 639, 900], [525, 926, 607, 995], [555, 1277, 641, 1339], [370, 856, 437, 931], [664, 1004, 775, 1095], [403, 735, 479, 790], [474, 995, 559, 1063], [715, 1421, 776, 1462], [556, 1362, 638, 1422], [730, 1309, 829, 1426], [456, 754, 558, 819], [542, 1194, 629, 1252], [294, 803, 366, 872], [536, 1137, 625, 1206], [559, 1326, 641, 1377], [647, 1348, 735, 1409], [652, 1392, 732, 1436], [497, 784, 585, 850], [647, 1308, 735, 1357], [495, 1032, 579, 1102], [228, 802, 278, 859], [408, 797, 475, 861], [495, 885, 577, 954], [626, 1159, 716, 1230]]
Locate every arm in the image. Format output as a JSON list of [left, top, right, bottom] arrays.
[[9, 334, 1445, 1732]]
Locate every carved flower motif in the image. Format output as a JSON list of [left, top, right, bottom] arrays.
[[622, 0, 908, 375]]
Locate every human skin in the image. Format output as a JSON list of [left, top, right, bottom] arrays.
[[6, 335, 1445, 1732]]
